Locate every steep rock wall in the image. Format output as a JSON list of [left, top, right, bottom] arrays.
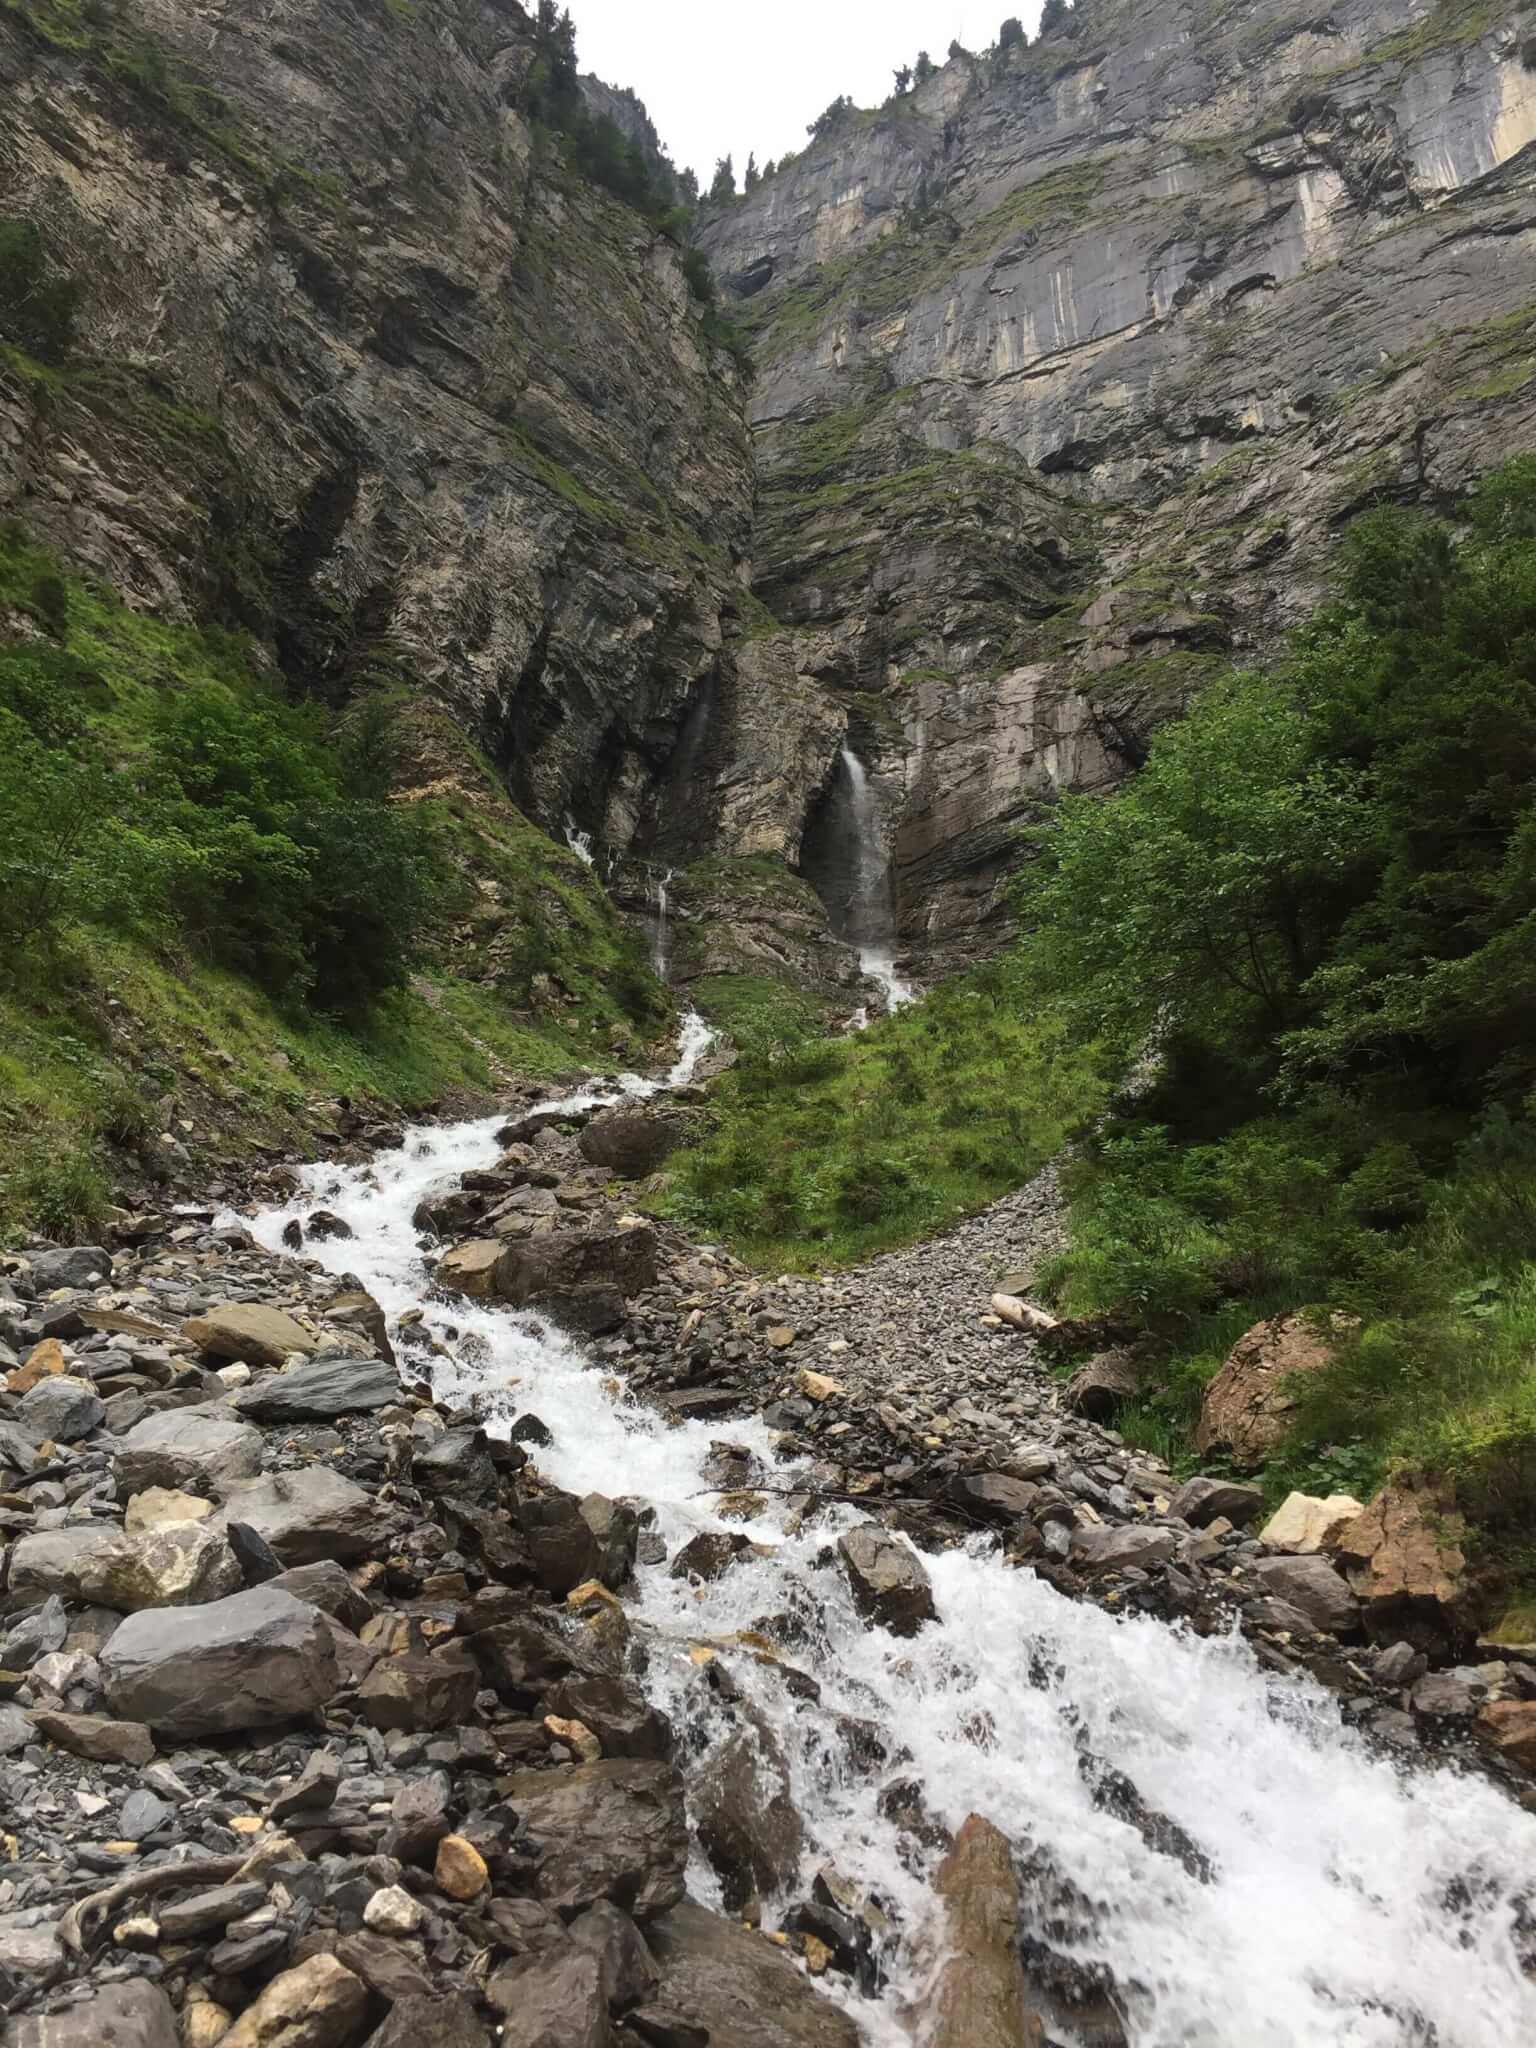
[[702, 0, 1536, 974]]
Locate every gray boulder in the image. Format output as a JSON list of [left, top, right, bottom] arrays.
[[6, 1526, 118, 1603], [6, 1981, 177, 2048], [1250, 1554, 1360, 1636], [1070, 1526, 1179, 1573], [232, 1354, 398, 1422], [114, 1408, 264, 1499], [837, 1524, 937, 1635], [219, 1467, 380, 1564], [101, 1585, 339, 1736], [696, 1718, 804, 1913], [27, 1245, 113, 1291], [268, 1559, 375, 1632], [495, 1223, 658, 1333], [37, 1523, 245, 1613], [1166, 1476, 1265, 1528], [485, 1947, 610, 2045], [20, 1374, 105, 1441], [578, 1106, 688, 1178], [503, 1758, 688, 1920], [519, 1488, 637, 1596]]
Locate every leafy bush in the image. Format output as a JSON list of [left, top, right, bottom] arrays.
[[0, 219, 79, 363]]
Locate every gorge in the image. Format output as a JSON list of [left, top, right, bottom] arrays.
[[4, 0, 1536, 2043]]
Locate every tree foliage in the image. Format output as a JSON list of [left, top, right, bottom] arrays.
[[0, 219, 79, 364], [998, 15, 1027, 48]]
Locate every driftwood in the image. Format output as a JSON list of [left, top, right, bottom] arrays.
[[990, 1293, 1058, 1334], [58, 1853, 245, 1955]]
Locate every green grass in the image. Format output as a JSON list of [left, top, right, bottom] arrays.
[[652, 962, 1108, 1271], [690, 974, 834, 1058]]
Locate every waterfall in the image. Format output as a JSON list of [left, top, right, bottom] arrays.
[[838, 746, 913, 1012], [249, 1065, 1536, 2048], [650, 866, 676, 981], [563, 814, 596, 868]]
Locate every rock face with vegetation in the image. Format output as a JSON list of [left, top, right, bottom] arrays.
[[701, 0, 1536, 971]]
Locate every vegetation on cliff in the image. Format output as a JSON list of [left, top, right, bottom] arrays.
[[0, 525, 666, 1237]]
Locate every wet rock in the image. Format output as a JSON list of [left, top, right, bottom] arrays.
[[1070, 1525, 1178, 1573], [358, 1645, 479, 1730], [29, 1708, 155, 1765], [1328, 1480, 1471, 1653], [927, 1814, 1045, 2048], [1166, 1476, 1264, 1528], [579, 1107, 688, 1178], [183, 1303, 320, 1369], [837, 1523, 937, 1635], [1259, 1491, 1366, 1554], [669, 1530, 752, 1581], [436, 1240, 504, 1298], [1194, 1315, 1334, 1470], [101, 1585, 339, 1736], [570, 1898, 660, 2010], [505, 1758, 688, 1919], [485, 1945, 612, 2046], [220, 1467, 380, 1564], [496, 1224, 659, 1330], [544, 1671, 673, 1759], [644, 1902, 861, 2048], [6, 1980, 177, 2048], [383, 1769, 454, 1862], [520, 1489, 638, 1596], [323, 1286, 395, 1365], [159, 1882, 268, 1939], [1062, 1349, 1142, 1422], [1250, 1555, 1359, 1637], [414, 1424, 498, 1496], [219, 1955, 369, 2048], [357, 1994, 490, 2048], [696, 1718, 804, 1913], [114, 1408, 265, 1498], [472, 1613, 597, 1698], [232, 1355, 398, 1421]]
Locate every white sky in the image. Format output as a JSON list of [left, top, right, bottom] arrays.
[[569, 1, 1045, 190]]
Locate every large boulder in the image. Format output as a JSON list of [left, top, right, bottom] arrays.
[[28, 1522, 243, 1613], [219, 1467, 380, 1564], [503, 1759, 688, 1920], [357, 1996, 489, 2048], [26, 1245, 113, 1291], [322, 1286, 395, 1366], [1070, 1525, 1179, 1573], [578, 1106, 688, 1178], [644, 1903, 862, 2048], [6, 1525, 117, 1603], [495, 1224, 658, 1333], [1477, 1700, 1536, 1775], [6, 1980, 177, 2048], [925, 1815, 1045, 2048], [218, 1956, 369, 2048], [837, 1523, 937, 1635], [485, 1947, 611, 2047], [232, 1354, 398, 1422], [1249, 1554, 1360, 1636], [182, 1303, 319, 1369], [436, 1241, 504, 1299], [20, 1374, 104, 1441], [113, 1408, 265, 1499], [1194, 1314, 1334, 1469], [101, 1585, 339, 1736], [1259, 1491, 1366, 1554], [1328, 1480, 1472, 1652], [519, 1489, 638, 1597], [1166, 1476, 1264, 1528]]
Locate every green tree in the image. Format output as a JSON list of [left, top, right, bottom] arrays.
[[807, 95, 855, 140], [914, 50, 936, 83], [709, 154, 736, 202], [949, 38, 970, 59], [744, 151, 760, 191], [893, 63, 913, 93], [998, 16, 1026, 48], [1039, 0, 1071, 32]]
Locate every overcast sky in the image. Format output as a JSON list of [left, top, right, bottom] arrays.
[[569, 2, 1045, 190]]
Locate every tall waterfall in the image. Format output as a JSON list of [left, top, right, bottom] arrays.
[[837, 746, 912, 1011], [650, 867, 675, 981]]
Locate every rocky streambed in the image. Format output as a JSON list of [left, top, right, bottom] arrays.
[[2, 1029, 1535, 2048]]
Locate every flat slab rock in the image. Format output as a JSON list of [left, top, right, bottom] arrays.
[[501, 1758, 688, 1919], [182, 1302, 319, 1368], [231, 1353, 398, 1421], [644, 1902, 862, 2048]]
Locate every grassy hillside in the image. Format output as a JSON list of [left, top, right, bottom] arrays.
[[0, 523, 668, 1236]]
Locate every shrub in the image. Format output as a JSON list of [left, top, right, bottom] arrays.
[[0, 219, 79, 363]]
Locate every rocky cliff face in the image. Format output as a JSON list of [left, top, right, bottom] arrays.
[[701, 0, 1536, 976], [4, 0, 1535, 1015]]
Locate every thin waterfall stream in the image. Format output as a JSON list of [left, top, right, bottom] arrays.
[[248, 1024, 1536, 2048], [828, 748, 912, 1014]]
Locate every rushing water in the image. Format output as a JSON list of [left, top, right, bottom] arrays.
[[837, 747, 913, 1013], [563, 816, 596, 868], [249, 1026, 1536, 2048]]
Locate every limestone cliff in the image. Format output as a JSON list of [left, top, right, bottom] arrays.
[[701, 0, 1536, 975]]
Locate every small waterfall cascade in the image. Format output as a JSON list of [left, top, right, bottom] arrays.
[[836, 745, 913, 1012], [650, 866, 676, 981]]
